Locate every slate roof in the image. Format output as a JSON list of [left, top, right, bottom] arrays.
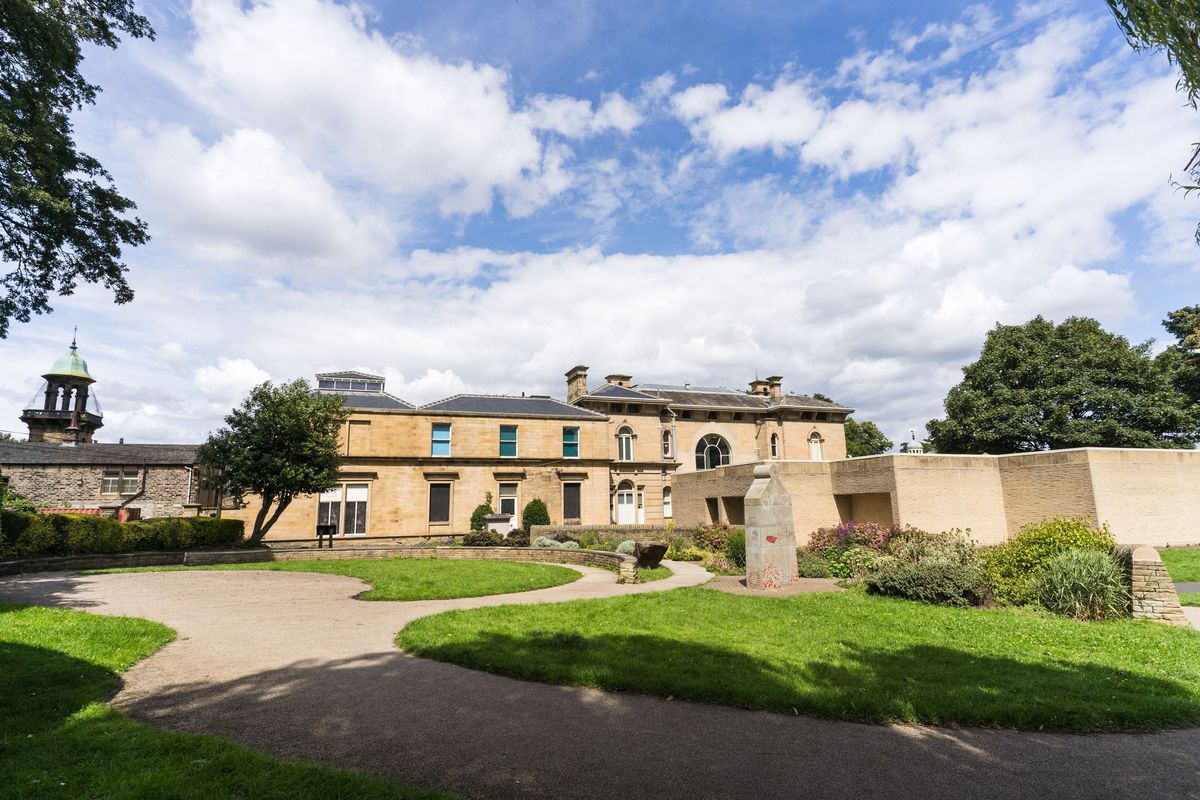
[[315, 370, 386, 381], [0, 442, 200, 466], [632, 384, 854, 413], [770, 394, 854, 412], [421, 394, 606, 419], [331, 391, 415, 410], [579, 383, 668, 402]]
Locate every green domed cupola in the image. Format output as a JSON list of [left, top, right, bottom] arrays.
[[44, 341, 96, 384], [21, 331, 103, 443]]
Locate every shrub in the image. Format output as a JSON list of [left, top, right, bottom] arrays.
[[867, 558, 989, 608], [795, 547, 831, 578], [559, 540, 580, 550], [725, 529, 746, 569], [694, 524, 732, 552], [865, 528, 988, 607], [1035, 548, 1129, 621], [470, 492, 494, 533], [983, 517, 1116, 606], [462, 530, 504, 547], [0, 489, 37, 514], [0, 510, 63, 558], [578, 531, 599, 549], [504, 529, 530, 547], [534, 536, 560, 548], [59, 514, 125, 554], [550, 532, 579, 544], [808, 521, 897, 553], [521, 498, 551, 534], [616, 540, 636, 555]]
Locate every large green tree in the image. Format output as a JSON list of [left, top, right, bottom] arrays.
[[926, 315, 1199, 453], [844, 418, 894, 457], [1161, 304, 1200, 403], [1106, 1, 1200, 242], [0, 0, 153, 337], [198, 380, 350, 545]]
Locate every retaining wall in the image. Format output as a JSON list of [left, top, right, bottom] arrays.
[[531, 524, 698, 542], [1116, 545, 1190, 627]]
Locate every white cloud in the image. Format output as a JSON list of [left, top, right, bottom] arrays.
[[671, 77, 826, 158], [193, 357, 271, 410], [525, 92, 643, 138]]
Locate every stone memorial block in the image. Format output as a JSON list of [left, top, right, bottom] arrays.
[[635, 541, 668, 569], [744, 463, 799, 590]]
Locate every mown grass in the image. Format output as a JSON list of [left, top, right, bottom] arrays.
[[397, 588, 1200, 732], [1160, 547, 1200, 583], [635, 565, 673, 583], [1180, 593, 1199, 607], [82, 558, 580, 600], [0, 603, 453, 800]]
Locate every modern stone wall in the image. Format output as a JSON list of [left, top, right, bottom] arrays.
[[531, 523, 701, 541], [1116, 545, 1190, 626], [3, 463, 199, 518]]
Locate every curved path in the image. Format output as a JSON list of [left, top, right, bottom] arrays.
[[2, 563, 1199, 800]]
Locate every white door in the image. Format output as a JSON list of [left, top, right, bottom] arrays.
[[616, 487, 635, 525]]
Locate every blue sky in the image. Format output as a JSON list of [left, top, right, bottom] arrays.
[[1, 0, 1197, 446]]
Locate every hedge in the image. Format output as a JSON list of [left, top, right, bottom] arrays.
[[0, 511, 244, 559]]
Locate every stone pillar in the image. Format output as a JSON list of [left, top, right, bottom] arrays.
[[744, 463, 799, 590], [1117, 545, 1190, 627]]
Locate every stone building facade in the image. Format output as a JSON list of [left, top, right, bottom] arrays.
[[0, 442, 220, 519]]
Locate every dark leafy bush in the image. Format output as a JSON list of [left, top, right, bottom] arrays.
[[522, 498, 551, 534], [1035, 548, 1129, 621], [795, 547, 831, 578], [550, 533, 579, 544], [0, 488, 37, 513], [866, 558, 989, 607], [0, 512, 243, 558], [982, 517, 1116, 606], [470, 492, 494, 533], [808, 521, 898, 552], [462, 530, 504, 547], [504, 529, 530, 547], [724, 529, 746, 569], [865, 528, 988, 607]]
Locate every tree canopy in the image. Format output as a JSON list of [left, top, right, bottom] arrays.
[[1, 0, 153, 337], [844, 418, 894, 457], [1106, 0, 1200, 242], [926, 315, 1200, 453], [1162, 304, 1200, 403], [198, 380, 349, 545]]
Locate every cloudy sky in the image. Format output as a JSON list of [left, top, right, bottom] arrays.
[[2, 0, 1197, 446]]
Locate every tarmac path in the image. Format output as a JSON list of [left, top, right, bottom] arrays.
[[2, 563, 1198, 800]]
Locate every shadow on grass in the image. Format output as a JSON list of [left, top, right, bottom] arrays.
[[0, 639, 117, 738], [402, 630, 1200, 732], [105, 638, 1200, 800]]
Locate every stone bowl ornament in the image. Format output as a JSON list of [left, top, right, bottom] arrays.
[[635, 541, 668, 569]]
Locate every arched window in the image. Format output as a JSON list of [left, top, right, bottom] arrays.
[[615, 480, 636, 525], [809, 432, 824, 461], [662, 487, 673, 519], [617, 426, 634, 461], [770, 433, 779, 459], [695, 434, 731, 470], [662, 429, 673, 459]]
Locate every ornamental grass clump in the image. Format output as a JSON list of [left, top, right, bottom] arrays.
[[865, 529, 989, 607], [1035, 548, 1129, 621]]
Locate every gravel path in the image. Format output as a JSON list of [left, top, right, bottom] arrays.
[[2, 562, 1199, 800]]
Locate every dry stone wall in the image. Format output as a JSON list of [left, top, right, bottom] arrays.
[[1116, 545, 1190, 626]]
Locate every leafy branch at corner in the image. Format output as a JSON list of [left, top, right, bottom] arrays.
[[0, 0, 153, 337], [1106, 0, 1200, 242], [198, 380, 349, 545]]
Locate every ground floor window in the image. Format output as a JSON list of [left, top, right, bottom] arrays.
[[318, 487, 342, 531], [317, 484, 369, 535], [343, 483, 369, 534], [563, 482, 581, 520], [499, 482, 519, 523], [663, 487, 672, 519], [429, 483, 451, 523], [101, 467, 139, 495]]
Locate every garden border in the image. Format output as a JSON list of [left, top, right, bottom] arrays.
[[0, 545, 638, 581]]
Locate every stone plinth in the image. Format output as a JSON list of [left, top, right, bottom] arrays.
[[744, 464, 799, 590]]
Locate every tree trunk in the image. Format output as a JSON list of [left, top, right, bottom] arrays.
[[257, 495, 293, 542], [249, 493, 274, 545]]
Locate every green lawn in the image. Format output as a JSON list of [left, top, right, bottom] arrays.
[[397, 588, 1200, 732], [636, 565, 673, 583], [1180, 593, 1199, 607], [1160, 547, 1200, 583], [83, 558, 580, 600], [0, 603, 453, 800]]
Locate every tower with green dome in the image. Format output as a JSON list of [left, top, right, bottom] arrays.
[[20, 334, 104, 443]]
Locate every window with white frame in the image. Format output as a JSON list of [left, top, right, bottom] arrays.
[[318, 487, 342, 531], [498, 482, 519, 521], [499, 425, 518, 458], [100, 468, 139, 495], [662, 487, 673, 519], [695, 434, 731, 470], [770, 433, 779, 459], [431, 423, 451, 456], [343, 484, 369, 534], [809, 432, 824, 461], [617, 426, 634, 461], [562, 427, 579, 458], [661, 429, 672, 459]]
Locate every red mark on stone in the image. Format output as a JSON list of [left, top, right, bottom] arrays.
[[766, 535, 777, 543]]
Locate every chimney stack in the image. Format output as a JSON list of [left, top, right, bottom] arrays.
[[766, 376, 783, 403], [604, 373, 633, 388], [565, 365, 589, 403], [749, 379, 771, 396]]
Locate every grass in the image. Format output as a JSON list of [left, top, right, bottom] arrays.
[[1160, 547, 1200, 583], [397, 588, 1200, 732], [82, 558, 581, 600], [0, 603, 453, 800], [636, 565, 673, 583], [1180, 593, 1200, 607]]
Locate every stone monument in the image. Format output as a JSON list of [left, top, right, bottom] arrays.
[[744, 463, 799, 590]]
